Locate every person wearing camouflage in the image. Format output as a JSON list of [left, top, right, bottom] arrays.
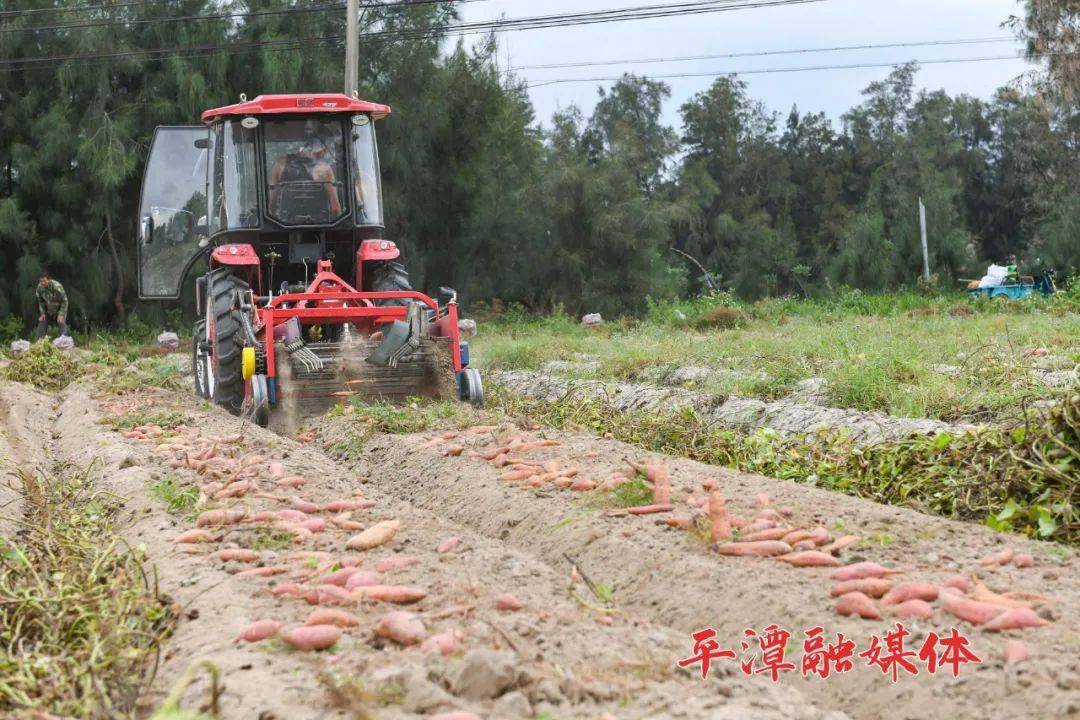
[[35, 274, 69, 339]]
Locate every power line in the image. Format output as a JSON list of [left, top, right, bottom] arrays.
[[0, 0, 479, 20], [507, 36, 1018, 72], [523, 52, 1061, 88], [0, 0, 825, 69]]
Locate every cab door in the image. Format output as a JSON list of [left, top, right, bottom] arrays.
[[138, 126, 210, 299]]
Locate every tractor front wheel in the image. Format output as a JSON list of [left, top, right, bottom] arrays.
[[366, 260, 413, 306], [206, 267, 249, 414]]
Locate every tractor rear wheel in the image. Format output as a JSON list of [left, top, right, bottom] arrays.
[[366, 260, 412, 306], [206, 267, 249, 414]]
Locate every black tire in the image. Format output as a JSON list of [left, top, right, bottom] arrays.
[[366, 259, 412, 306], [206, 267, 249, 414], [192, 319, 209, 399]]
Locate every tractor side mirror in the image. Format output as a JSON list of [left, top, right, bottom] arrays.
[[140, 215, 154, 244], [193, 137, 210, 149]]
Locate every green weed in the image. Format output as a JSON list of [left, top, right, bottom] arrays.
[[2, 340, 82, 391], [148, 476, 198, 515]]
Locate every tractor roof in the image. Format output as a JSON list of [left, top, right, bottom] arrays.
[[201, 93, 391, 124]]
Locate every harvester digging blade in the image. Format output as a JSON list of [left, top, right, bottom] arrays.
[[367, 301, 424, 368], [270, 335, 451, 433]]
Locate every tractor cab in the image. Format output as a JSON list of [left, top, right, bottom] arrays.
[[137, 93, 389, 299]]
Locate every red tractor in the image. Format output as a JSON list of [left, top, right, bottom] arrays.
[[137, 93, 483, 427]]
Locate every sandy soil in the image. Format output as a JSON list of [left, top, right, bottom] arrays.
[[1, 371, 1076, 719]]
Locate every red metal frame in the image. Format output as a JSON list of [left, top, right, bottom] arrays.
[[202, 93, 391, 124], [255, 260, 464, 389], [211, 244, 262, 293]]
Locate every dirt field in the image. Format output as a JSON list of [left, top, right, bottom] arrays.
[[1, 366, 1077, 719]]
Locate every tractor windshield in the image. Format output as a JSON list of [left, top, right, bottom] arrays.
[[264, 118, 347, 226], [351, 117, 383, 226]]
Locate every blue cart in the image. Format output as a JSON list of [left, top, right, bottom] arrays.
[[967, 270, 1057, 301]]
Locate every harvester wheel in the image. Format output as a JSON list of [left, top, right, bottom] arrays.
[[206, 267, 249, 415], [192, 319, 210, 399], [459, 368, 485, 407], [366, 260, 412, 306]]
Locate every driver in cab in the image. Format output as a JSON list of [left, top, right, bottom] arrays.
[[269, 120, 342, 219]]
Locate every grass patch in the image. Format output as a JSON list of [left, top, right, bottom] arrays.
[[492, 383, 1079, 545], [604, 476, 654, 508], [106, 407, 190, 431], [0, 463, 175, 717], [322, 397, 492, 458], [249, 527, 296, 551], [148, 476, 198, 515], [473, 292, 1079, 422], [2, 340, 82, 391]]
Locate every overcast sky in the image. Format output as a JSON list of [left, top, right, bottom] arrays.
[[459, 0, 1034, 130]]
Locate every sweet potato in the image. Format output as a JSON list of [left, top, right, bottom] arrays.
[[494, 593, 524, 611], [941, 575, 969, 594], [808, 527, 831, 546], [277, 509, 308, 522], [740, 519, 776, 534], [740, 527, 792, 542], [780, 529, 814, 546], [299, 518, 327, 533], [570, 478, 596, 491], [354, 585, 427, 604], [174, 528, 216, 544], [715, 541, 792, 557], [776, 551, 841, 567], [648, 464, 671, 505], [971, 579, 1034, 609], [889, 599, 935, 620], [792, 540, 817, 551], [269, 461, 286, 478], [275, 476, 306, 488], [302, 585, 355, 605], [246, 511, 280, 523], [235, 619, 281, 643], [195, 508, 246, 527], [319, 567, 358, 587], [831, 578, 892, 598], [420, 629, 465, 656], [375, 611, 427, 645], [442, 444, 465, 457], [940, 588, 1006, 626], [1003, 639, 1030, 664], [708, 492, 732, 542], [344, 570, 382, 589], [1012, 553, 1035, 568], [376, 556, 419, 572], [305, 608, 359, 628], [428, 714, 482, 720], [346, 520, 401, 551], [281, 624, 341, 651], [625, 503, 675, 515], [835, 591, 881, 620], [501, 470, 533, 482], [830, 562, 903, 582], [238, 565, 290, 577], [269, 583, 305, 597], [291, 497, 320, 514], [437, 537, 460, 554], [880, 582, 939, 606], [701, 478, 718, 491], [977, 548, 1014, 566], [755, 508, 784, 523], [755, 493, 770, 506], [983, 607, 1047, 632], [216, 548, 261, 563], [322, 500, 365, 513]]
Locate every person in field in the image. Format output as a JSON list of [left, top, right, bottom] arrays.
[[35, 273, 69, 339]]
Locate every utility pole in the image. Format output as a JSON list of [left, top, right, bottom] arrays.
[[344, 0, 359, 97], [918, 197, 930, 281]]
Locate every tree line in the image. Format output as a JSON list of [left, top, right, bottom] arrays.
[[0, 0, 1076, 327]]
